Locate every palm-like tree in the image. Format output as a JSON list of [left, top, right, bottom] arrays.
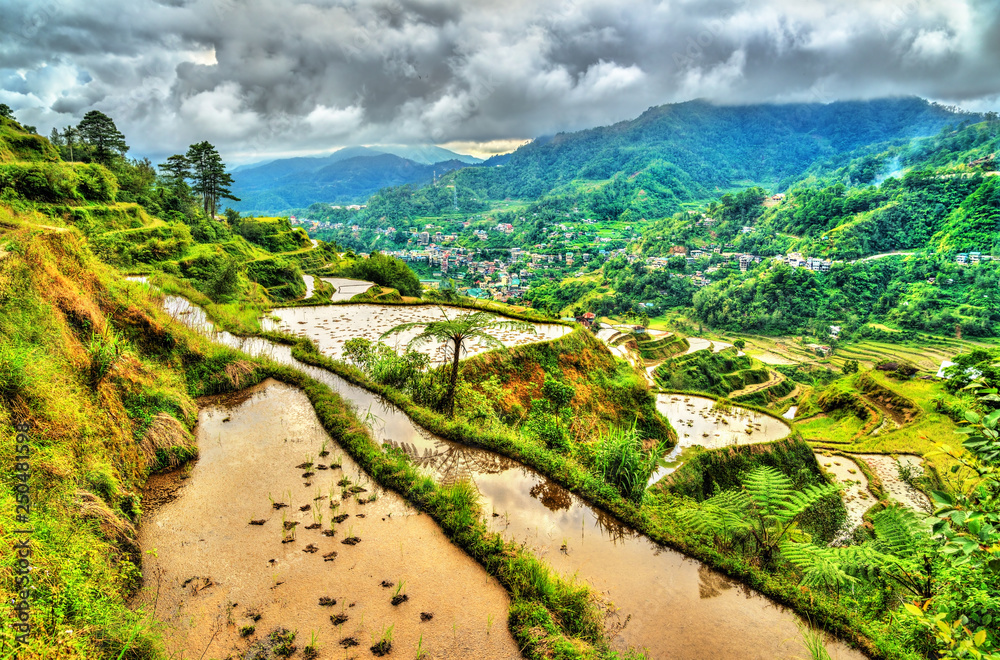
[[380, 308, 535, 418]]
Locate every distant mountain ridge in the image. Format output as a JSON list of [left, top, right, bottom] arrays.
[[232, 97, 978, 215], [230, 145, 480, 213], [446, 96, 976, 201]]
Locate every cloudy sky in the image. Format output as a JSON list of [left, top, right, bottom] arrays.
[[2, 0, 998, 164]]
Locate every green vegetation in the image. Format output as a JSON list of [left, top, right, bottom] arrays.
[[331, 251, 421, 297], [381, 308, 536, 417], [678, 465, 840, 566]]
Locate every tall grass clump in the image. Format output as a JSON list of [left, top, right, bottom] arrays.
[[592, 421, 658, 503], [87, 329, 127, 387], [0, 343, 35, 401]]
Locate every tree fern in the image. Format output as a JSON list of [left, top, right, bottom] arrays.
[[680, 466, 839, 564], [872, 505, 928, 558], [784, 505, 937, 599]]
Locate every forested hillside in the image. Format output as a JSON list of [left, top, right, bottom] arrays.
[[446, 97, 968, 204]]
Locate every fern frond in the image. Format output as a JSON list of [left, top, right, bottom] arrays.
[[678, 490, 751, 537], [781, 542, 859, 590], [782, 542, 890, 589], [779, 482, 841, 521], [743, 466, 794, 519], [872, 505, 929, 558]]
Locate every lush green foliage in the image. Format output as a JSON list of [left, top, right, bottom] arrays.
[[448, 98, 962, 207], [679, 465, 840, 565], [591, 422, 663, 503], [335, 251, 422, 297]]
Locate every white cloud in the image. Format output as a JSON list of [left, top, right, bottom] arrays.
[[304, 104, 364, 136], [0, 0, 995, 163], [179, 82, 261, 138]]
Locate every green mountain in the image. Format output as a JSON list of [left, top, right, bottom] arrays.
[[448, 96, 971, 204], [229, 146, 479, 214]]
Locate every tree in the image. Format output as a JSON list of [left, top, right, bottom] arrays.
[[0, 104, 13, 120], [62, 126, 79, 161], [782, 505, 939, 599], [679, 466, 839, 566], [186, 141, 239, 218], [842, 359, 860, 375], [734, 338, 746, 350], [380, 309, 535, 418], [158, 154, 191, 189], [206, 255, 240, 301], [77, 110, 128, 164]]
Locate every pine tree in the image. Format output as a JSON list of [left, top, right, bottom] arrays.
[[158, 154, 191, 190], [62, 126, 79, 161], [185, 141, 239, 218], [77, 110, 128, 164]]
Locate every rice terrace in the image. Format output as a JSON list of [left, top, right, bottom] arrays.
[[2, 2, 1000, 659]]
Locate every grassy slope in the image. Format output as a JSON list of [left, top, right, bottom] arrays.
[[0, 224, 200, 658], [461, 327, 673, 444]]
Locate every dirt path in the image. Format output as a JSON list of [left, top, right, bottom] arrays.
[[136, 379, 519, 660]]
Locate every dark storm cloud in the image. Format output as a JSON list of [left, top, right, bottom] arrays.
[[0, 0, 997, 163]]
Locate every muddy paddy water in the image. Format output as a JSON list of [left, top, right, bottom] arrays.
[[853, 454, 931, 512], [648, 394, 792, 485], [137, 378, 518, 659], [320, 277, 375, 302], [301, 274, 316, 299], [260, 304, 571, 364], [152, 293, 867, 659], [814, 453, 872, 535]]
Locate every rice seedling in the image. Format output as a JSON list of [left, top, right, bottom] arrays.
[[370, 624, 394, 657], [797, 622, 832, 660], [303, 630, 319, 660], [391, 579, 408, 605]]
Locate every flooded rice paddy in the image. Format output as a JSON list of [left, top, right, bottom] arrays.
[[137, 379, 518, 659], [149, 291, 866, 659], [320, 277, 375, 301], [261, 303, 572, 365], [682, 337, 735, 354], [301, 274, 315, 299], [647, 394, 793, 485], [814, 453, 872, 534], [853, 454, 931, 512]]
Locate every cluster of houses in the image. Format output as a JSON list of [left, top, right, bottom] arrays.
[[955, 252, 993, 264]]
